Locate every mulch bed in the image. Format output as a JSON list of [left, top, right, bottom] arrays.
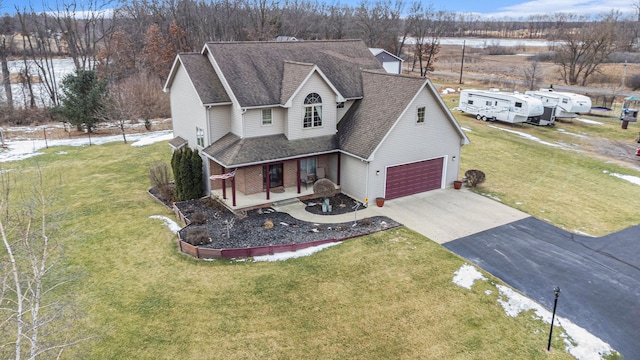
[[150, 189, 400, 250], [303, 193, 364, 215]]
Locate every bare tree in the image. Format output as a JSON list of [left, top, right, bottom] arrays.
[[0, 169, 88, 359], [0, 15, 15, 110], [552, 11, 621, 86], [523, 59, 543, 90]]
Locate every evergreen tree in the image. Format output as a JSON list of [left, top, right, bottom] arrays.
[[179, 147, 194, 200], [190, 150, 203, 199], [56, 70, 107, 132], [171, 149, 183, 200]]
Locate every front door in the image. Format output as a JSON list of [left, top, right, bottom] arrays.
[[263, 163, 283, 189]]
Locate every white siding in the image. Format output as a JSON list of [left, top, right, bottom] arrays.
[[243, 107, 285, 138], [369, 87, 462, 198], [382, 61, 401, 74], [339, 154, 369, 203], [169, 64, 207, 148], [208, 105, 231, 144], [231, 106, 243, 136], [286, 72, 338, 141]]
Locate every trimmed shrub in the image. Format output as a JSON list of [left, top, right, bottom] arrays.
[[171, 147, 204, 201], [191, 212, 207, 225], [263, 219, 274, 229], [465, 169, 486, 188], [186, 227, 210, 246], [313, 178, 336, 199]]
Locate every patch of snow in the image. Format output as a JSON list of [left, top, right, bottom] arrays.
[[130, 131, 174, 147], [556, 128, 590, 139], [253, 241, 342, 262], [485, 290, 493, 295], [57, 151, 68, 155], [574, 118, 603, 125], [149, 215, 181, 234], [489, 125, 563, 148], [461, 126, 472, 132], [0, 130, 173, 162], [441, 87, 457, 94], [452, 263, 487, 290], [481, 193, 502, 202], [609, 172, 640, 186], [496, 285, 616, 360], [573, 229, 593, 237]]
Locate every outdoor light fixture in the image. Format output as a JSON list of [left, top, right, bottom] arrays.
[[547, 287, 561, 352], [452, 156, 456, 161], [376, 170, 380, 175]]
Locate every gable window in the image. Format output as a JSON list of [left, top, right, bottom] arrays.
[[468, 100, 474, 105], [515, 102, 522, 108], [417, 106, 425, 124], [262, 109, 272, 125], [336, 102, 345, 109], [303, 93, 322, 128], [196, 127, 204, 147]]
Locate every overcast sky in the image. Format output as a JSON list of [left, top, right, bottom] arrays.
[[0, 0, 636, 18]]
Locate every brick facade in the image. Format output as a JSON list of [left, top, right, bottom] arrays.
[[208, 154, 334, 196]]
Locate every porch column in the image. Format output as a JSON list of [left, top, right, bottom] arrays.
[[221, 168, 227, 199], [265, 164, 270, 201], [337, 153, 341, 185], [297, 159, 301, 194], [231, 176, 236, 206]]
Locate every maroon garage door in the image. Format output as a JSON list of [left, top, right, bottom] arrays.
[[385, 158, 444, 199]]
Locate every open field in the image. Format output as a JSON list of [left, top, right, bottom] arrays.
[[0, 140, 583, 359]]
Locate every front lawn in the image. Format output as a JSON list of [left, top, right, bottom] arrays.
[[0, 140, 576, 359]]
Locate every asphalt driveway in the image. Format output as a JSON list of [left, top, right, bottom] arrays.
[[443, 217, 640, 358]]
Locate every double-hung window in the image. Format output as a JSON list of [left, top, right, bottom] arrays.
[[417, 106, 426, 124], [303, 93, 322, 128], [300, 157, 317, 176], [196, 127, 204, 147], [262, 109, 272, 125]]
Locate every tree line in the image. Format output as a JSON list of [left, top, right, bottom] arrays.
[[0, 0, 639, 126]]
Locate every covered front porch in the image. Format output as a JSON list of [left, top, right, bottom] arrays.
[[211, 184, 318, 211]]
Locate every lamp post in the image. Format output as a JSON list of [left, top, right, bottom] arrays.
[[547, 287, 561, 352]]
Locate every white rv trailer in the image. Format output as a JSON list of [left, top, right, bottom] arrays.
[[525, 89, 592, 118], [458, 89, 544, 124]]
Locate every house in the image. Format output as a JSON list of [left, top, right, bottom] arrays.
[[163, 40, 469, 209], [369, 48, 404, 74]]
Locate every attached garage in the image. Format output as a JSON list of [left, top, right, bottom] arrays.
[[385, 158, 444, 199]]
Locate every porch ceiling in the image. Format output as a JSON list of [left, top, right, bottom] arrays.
[[202, 133, 339, 168]]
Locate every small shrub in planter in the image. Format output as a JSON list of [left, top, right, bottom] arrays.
[[191, 212, 207, 225], [186, 227, 210, 245], [158, 184, 174, 202], [359, 218, 372, 226], [263, 219, 274, 229], [149, 161, 171, 188]]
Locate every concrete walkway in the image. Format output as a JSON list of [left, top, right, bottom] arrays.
[[276, 188, 530, 244]]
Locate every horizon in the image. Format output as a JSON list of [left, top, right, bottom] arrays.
[[0, 0, 636, 19]]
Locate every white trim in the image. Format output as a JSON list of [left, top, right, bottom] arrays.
[[202, 149, 339, 168], [284, 65, 345, 108]]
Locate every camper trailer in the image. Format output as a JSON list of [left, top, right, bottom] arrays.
[[458, 89, 544, 124], [525, 89, 591, 118]]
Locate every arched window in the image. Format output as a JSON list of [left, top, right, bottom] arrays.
[[303, 93, 322, 128]]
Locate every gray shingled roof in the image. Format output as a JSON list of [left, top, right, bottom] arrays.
[[178, 53, 231, 105], [280, 61, 314, 105], [203, 133, 339, 167], [338, 71, 427, 159], [168, 136, 188, 149], [204, 40, 384, 107]]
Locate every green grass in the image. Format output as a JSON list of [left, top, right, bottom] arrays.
[[0, 141, 578, 359], [441, 91, 640, 236]]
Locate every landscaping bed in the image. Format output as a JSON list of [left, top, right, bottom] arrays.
[[170, 195, 400, 258], [303, 193, 364, 215]]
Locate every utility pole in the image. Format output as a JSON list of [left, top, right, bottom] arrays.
[[459, 40, 466, 85]]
